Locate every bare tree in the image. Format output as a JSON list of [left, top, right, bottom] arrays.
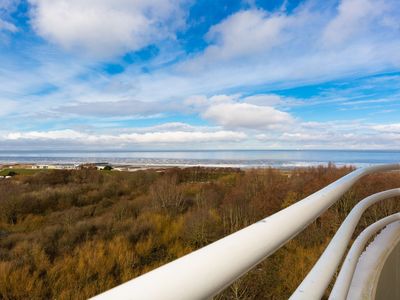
[[149, 175, 185, 213]]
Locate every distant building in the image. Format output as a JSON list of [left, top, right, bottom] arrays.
[[35, 164, 50, 169], [94, 163, 112, 170], [33, 164, 78, 170]]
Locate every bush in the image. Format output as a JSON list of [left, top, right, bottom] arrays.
[[1, 166, 399, 299]]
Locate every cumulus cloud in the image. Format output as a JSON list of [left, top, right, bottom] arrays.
[[29, 0, 187, 58], [181, 5, 309, 71], [203, 102, 293, 129]]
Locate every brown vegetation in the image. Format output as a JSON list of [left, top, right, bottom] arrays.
[[0, 165, 399, 299]]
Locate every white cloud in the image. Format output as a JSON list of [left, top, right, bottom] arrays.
[[0, 0, 19, 10], [203, 102, 293, 129], [183, 95, 209, 110], [1, 129, 247, 146], [372, 124, 400, 133], [243, 94, 286, 106], [0, 0, 19, 33], [1, 0, 400, 151], [136, 122, 201, 132], [0, 18, 17, 32], [118, 131, 246, 144], [180, 93, 294, 131], [0, 99, 17, 116], [29, 0, 187, 58], [203, 9, 289, 60], [2, 119, 400, 150], [60, 99, 181, 117], [5, 129, 85, 140], [254, 120, 400, 149], [323, 0, 397, 45], [4, 0, 398, 125], [177, 0, 400, 91]]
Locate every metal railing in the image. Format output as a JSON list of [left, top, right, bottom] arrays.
[[354, 222, 400, 300], [91, 163, 400, 300], [329, 214, 400, 300], [291, 189, 400, 299]]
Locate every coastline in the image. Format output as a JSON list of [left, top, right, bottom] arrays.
[[1, 161, 356, 174], [1, 149, 399, 170]]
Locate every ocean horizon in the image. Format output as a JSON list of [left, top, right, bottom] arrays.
[[1, 149, 399, 168]]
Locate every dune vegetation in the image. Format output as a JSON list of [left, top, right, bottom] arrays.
[[0, 165, 399, 299]]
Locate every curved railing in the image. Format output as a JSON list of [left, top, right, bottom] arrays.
[[91, 163, 400, 300], [329, 214, 400, 299], [362, 223, 400, 300], [291, 189, 400, 299], [346, 221, 400, 299]]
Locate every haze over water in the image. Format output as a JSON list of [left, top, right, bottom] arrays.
[[1, 150, 399, 168]]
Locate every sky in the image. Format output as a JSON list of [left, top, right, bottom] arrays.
[[0, 0, 399, 150]]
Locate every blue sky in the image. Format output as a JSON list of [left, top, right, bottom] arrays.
[[0, 0, 399, 149]]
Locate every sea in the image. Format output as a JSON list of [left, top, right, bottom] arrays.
[[0, 150, 399, 169]]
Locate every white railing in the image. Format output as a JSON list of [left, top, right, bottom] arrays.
[[291, 189, 400, 299], [329, 214, 400, 300], [91, 163, 400, 300], [347, 221, 400, 299]]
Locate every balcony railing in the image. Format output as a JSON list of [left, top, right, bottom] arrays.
[[91, 163, 400, 300]]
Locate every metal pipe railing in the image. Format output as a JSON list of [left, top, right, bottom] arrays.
[[347, 222, 400, 299], [91, 164, 400, 300], [290, 189, 400, 300], [329, 214, 400, 300]]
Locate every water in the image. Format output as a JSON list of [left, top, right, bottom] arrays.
[[0, 150, 399, 168]]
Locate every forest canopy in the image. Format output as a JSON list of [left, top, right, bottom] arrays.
[[0, 165, 399, 299]]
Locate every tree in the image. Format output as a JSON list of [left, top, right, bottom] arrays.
[[149, 175, 185, 214]]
